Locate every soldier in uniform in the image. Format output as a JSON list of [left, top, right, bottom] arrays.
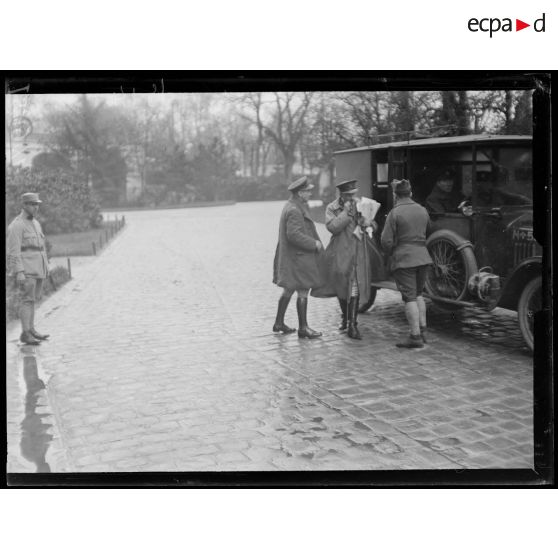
[[7, 192, 50, 345], [318, 180, 377, 340], [272, 176, 324, 339], [381, 179, 433, 348]]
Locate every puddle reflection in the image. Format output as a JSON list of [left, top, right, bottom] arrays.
[[21, 355, 52, 472]]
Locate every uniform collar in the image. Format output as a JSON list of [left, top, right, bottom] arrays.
[[290, 195, 312, 218], [395, 198, 415, 207], [19, 210, 34, 221], [330, 197, 352, 211]]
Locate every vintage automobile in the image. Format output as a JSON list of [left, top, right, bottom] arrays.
[[334, 134, 542, 351]]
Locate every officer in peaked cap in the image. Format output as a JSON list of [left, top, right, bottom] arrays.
[[7, 192, 50, 345], [287, 175, 314, 192], [272, 176, 324, 339], [335, 179, 358, 195], [314, 178, 377, 340]]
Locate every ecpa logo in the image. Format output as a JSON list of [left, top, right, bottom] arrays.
[[468, 13, 546, 37]]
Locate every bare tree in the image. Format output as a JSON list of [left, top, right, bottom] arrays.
[[121, 96, 159, 191], [43, 94, 129, 204], [337, 91, 395, 144], [434, 91, 472, 136], [300, 92, 350, 186], [488, 90, 533, 134], [237, 93, 267, 176], [239, 92, 314, 181]]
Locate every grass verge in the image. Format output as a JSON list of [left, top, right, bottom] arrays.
[[48, 219, 125, 257]]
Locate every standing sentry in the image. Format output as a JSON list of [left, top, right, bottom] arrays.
[[7, 192, 51, 346]]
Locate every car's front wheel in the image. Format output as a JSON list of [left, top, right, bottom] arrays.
[[517, 276, 541, 352], [425, 230, 478, 302]]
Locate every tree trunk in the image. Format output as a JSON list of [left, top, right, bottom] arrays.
[[511, 90, 532, 134], [261, 143, 270, 177], [504, 90, 514, 131], [283, 151, 296, 182], [456, 91, 471, 135], [255, 124, 263, 176]]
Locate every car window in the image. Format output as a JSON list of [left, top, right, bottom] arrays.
[[476, 147, 532, 206]]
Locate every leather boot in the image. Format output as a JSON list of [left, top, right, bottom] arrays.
[[272, 296, 295, 334], [20, 331, 41, 345], [396, 334, 424, 349], [296, 298, 322, 339], [30, 328, 50, 341], [30, 303, 48, 339], [338, 298, 348, 331], [347, 296, 362, 340]]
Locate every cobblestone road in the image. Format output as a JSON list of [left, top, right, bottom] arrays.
[[6, 202, 534, 472]]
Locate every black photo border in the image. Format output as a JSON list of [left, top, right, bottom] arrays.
[[2, 71, 554, 487]]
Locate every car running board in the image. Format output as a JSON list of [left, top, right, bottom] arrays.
[[423, 293, 478, 308]]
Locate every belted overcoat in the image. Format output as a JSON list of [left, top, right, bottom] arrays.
[[273, 195, 323, 290], [312, 198, 372, 302]]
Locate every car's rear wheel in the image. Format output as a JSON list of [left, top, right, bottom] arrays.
[[425, 230, 478, 302], [517, 276, 541, 352]]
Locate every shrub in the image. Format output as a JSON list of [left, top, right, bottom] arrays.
[[234, 176, 285, 202], [5, 266, 71, 324], [32, 152, 72, 172], [233, 174, 320, 202], [5, 166, 103, 235]]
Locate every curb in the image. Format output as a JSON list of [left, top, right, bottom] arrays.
[[102, 200, 236, 212]]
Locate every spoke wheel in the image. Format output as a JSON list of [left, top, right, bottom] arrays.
[[425, 231, 478, 302], [517, 276, 541, 352]]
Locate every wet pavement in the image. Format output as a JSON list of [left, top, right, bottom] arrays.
[[5, 201, 534, 472], [6, 346, 68, 473], [20, 354, 52, 472]]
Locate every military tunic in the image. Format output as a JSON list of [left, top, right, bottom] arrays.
[[380, 198, 433, 270], [7, 211, 49, 278]]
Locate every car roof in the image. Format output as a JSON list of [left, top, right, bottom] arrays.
[[334, 134, 532, 154]]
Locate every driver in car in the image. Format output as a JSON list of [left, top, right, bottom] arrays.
[[425, 169, 464, 214]]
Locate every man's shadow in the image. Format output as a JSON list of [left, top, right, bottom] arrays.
[[20, 355, 52, 472]]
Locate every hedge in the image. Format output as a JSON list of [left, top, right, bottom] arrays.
[[5, 166, 103, 235], [5, 266, 70, 324]]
